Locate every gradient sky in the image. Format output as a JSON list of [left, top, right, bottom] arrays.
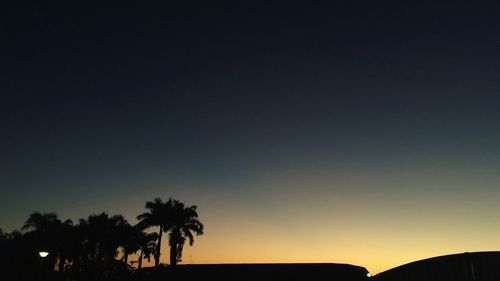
[[2, 1, 500, 274]]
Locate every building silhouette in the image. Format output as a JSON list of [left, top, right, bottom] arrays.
[[141, 263, 370, 281], [374, 251, 500, 281]]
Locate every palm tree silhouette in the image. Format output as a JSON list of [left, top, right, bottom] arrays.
[[136, 198, 172, 267], [137, 231, 158, 269], [22, 212, 73, 272], [22, 212, 64, 234], [55, 219, 74, 272], [74, 212, 131, 280], [167, 200, 204, 266], [78, 213, 129, 262], [121, 224, 158, 268], [137, 198, 204, 266]]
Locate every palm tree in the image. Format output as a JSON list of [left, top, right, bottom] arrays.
[[167, 200, 204, 265], [137, 231, 158, 270], [54, 219, 74, 272], [22, 212, 73, 272], [79, 213, 129, 262], [121, 224, 156, 267], [121, 224, 138, 265], [74, 212, 130, 280], [137, 198, 172, 267], [22, 212, 62, 234]]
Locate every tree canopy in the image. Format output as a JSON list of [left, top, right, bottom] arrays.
[[0, 197, 203, 281]]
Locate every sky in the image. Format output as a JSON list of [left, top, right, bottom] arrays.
[[2, 1, 500, 274]]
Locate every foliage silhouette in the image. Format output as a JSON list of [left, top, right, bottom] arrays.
[[0, 197, 203, 280], [136, 197, 172, 267], [137, 198, 205, 266], [136, 230, 158, 269], [167, 199, 204, 265], [22, 212, 73, 272], [70, 212, 137, 281]]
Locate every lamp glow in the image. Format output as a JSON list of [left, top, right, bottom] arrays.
[[39, 251, 49, 258], [367, 273, 372, 277]]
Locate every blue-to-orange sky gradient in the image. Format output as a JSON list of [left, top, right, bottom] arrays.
[[2, 1, 500, 274]]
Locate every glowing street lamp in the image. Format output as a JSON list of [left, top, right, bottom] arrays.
[[38, 251, 50, 281], [38, 251, 49, 258], [367, 273, 372, 277]]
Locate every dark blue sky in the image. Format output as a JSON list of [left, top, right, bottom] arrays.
[[2, 1, 500, 270]]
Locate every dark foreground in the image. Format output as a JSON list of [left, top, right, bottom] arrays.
[[3, 251, 500, 281], [374, 251, 500, 281], [141, 263, 370, 281]]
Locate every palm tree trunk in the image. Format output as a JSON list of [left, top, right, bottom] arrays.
[[138, 249, 143, 270], [170, 242, 177, 266], [58, 255, 66, 272], [124, 251, 129, 265], [155, 227, 163, 267], [177, 243, 184, 262]]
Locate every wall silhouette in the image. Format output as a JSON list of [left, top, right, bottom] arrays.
[[140, 263, 370, 281]]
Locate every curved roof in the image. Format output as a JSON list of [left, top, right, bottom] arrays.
[[375, 251, 500, 281]]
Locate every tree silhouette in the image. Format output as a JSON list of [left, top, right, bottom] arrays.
[[121, 224, 140, 265], [0, 228, 30, 280], [118, 223, 159, 270], [1, 198, 204, 280], [167, 199, 204, 265], [136, 231, 158, 270], [74, 212, 132, 280], [78, 213, 129, 262], [136, 198, 172, 267], [22, 212, 61, 233], [22, 212, 73, 272], [55, 219, 74, 272]]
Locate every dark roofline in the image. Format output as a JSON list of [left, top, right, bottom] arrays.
[[141, 262, 368, 270], [376, 251, 500, 276], [139, 262, 371, 281]]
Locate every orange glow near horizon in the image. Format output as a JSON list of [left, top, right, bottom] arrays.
[[37, 164, 500, 275], [136, 212, 500, 275], [128, 173, 500, 274]]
